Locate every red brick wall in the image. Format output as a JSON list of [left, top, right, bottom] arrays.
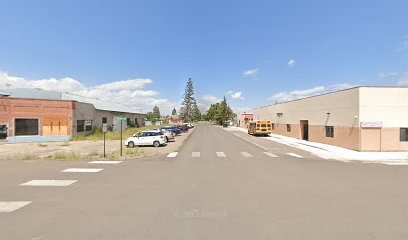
[[0, 97, 75, 137]]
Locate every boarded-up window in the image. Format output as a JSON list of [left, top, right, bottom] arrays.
[[15, 119, 39, 136]]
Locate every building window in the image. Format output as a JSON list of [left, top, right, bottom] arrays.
[[77, 120, 85, 132], [325, 126, 334, 138], [400, 128, 408, 142], [127, 118, 131, 126], [287, 124, 291, 132], [135, 118, 139, 128], [102, 117, 107, 124], [85, 120, 93, 131], [15, 119, 39, 136]]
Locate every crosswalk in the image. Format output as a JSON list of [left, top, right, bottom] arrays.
[[167, 151, 308, 159], [2, 160, 122, 214]]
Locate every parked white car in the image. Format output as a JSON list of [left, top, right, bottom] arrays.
[[151, 129, 175, 142], [125, 131, 166, 148]]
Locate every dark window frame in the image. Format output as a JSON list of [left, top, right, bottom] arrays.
[[102, 117, 107, 124], [85, 120, 93, 132], [400, 128, 408, 142], [325, 126, 334, 138], [77, 120, 85, 132], [287, 124, 291, 132], [14, 118, 39, 136]]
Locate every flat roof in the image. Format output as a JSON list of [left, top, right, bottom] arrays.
[[255, 86, 408, 109]]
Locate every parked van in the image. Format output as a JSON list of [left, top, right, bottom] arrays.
[[247, 120, 272, 136]]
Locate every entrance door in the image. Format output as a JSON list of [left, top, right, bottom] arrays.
[[300, 120, 309, 141], [0, 124, 7, 140]]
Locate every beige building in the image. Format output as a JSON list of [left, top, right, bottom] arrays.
[[251, 87, 408, 152]]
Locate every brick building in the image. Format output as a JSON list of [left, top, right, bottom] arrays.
[[0, 88, 146, 143]]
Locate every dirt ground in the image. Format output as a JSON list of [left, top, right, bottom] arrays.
[[0, 129, 194, 160]]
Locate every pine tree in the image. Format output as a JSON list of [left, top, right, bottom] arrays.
[[179, 78, 200, 122], [171, 108, 177, 115]]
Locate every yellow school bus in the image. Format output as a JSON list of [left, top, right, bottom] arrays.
[[247, 120, 272, 136]]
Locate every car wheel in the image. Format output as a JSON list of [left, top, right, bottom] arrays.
[[153, 141, 160, 148], [165, 136, 168, 142], [128, 141, 135, 148]]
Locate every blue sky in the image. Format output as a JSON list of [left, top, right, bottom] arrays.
[[0, 0, 407, 114]]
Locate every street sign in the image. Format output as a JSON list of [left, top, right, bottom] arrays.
[[116, 116, 126, 121], [102, 123, 108, 133]]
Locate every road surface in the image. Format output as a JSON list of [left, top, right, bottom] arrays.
[[1, 124, 408, 239]]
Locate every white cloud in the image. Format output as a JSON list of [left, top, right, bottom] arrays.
[[0, 71, 178, 114], [243, 68, 259, 76], [230, 91, 244, 100], [202, 95, 221, 103], [96, 79, 153, 91], [329, 83, 357, 90], [377, 71, 408, 85], [378, 71, 400, 79], [226, 90, 234, 94], [397, 35, 408, 52], [288, 59, 296, 68], [397, 74, 408, 85], [268, 83, 355, 103]]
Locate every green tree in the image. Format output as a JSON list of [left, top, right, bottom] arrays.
[[179, 78, 200, 122], [152, 106, 161, 120], [171, 108, 177, 115], [204, 97, 233, 125]]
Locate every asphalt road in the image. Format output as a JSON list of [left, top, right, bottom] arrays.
[[1, 124, 408, 240]]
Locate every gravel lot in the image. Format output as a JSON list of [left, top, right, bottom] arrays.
[[0, 128, 194, 160]]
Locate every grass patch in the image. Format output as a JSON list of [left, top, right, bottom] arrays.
[[88, 150, 100, 157], [125, 147, 139, 158], [70, 125, 168, 141], [22, 152, 36, 160], [49, 151, 83, 160]]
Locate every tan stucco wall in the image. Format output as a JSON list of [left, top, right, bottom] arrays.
[[252, 88, 360, 150], [359, 87, 408, 151], [250, 87, 408, 151]]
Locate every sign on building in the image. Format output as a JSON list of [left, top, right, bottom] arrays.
[[360, 121, 383, 129]]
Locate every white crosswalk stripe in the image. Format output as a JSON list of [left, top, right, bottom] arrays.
[[216, 152, 226, 158], [240, 152, 253, 157], [167, 152, 178, 158], [287, 153, 303, 158], [62, 168, 103, 173], [0, 201, 31, 213], [21, 180, 77, 187], [89, 161, 122, 164], [191, 152, 200, 157], [263, 152, 278, 158]]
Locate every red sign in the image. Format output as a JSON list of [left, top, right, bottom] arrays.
[[360, 122, 383, 129], [241, 113, 253, 119]]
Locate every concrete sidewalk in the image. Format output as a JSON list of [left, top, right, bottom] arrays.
[[225, 126, 408, 164]]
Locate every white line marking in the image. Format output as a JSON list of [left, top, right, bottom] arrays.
[[315, 155, 330, 159], [240, 152, 253, 157], [287, 153, 303, 158], [191, 152, 200, 157], [89, 161, 122, 164], [21, 180, 77, 187], [167, 152, 178, 158], [263, 152, 278, 158], [216, 152, 226, 158], [0, 201, 31, 213], [62, 168, 103, 173]]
